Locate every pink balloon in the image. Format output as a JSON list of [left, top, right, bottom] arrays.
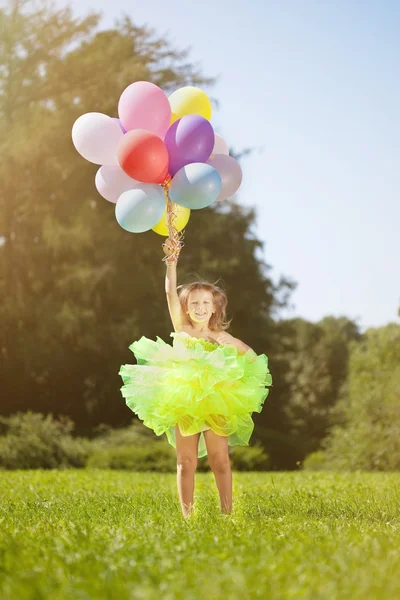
[[212, 133, 229, 156], [72, 112, 123, 165], [118, 81, 171, 138], [207, 155, 243, 202], [95, 165, 138, 203]]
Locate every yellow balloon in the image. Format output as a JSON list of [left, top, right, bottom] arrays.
[[171, 112, 179, 124], [169, 86, 212, 121], [152, 205, 191, 236]]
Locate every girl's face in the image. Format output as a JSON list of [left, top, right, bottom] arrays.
[[187, 290, 215, 326]]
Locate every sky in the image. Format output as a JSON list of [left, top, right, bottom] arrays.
[[65, 0, 400, 330]]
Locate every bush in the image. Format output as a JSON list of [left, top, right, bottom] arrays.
[[0, 412, 91, 470], [229, 443, 270, 471], [86, 439, 270, 472], [86, 443, 176, 472], [87, 423, 271, 472], [0, 412, 272, 472], [88, 421, 158, 450], [303, 450, 329, 471]]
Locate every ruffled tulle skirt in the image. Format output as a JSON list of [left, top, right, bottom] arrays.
[[119, 331, 272, 458]]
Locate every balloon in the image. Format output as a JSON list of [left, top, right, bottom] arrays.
[[118, 81, 171, 138], [152, 205, 191, 236], [212, 133, 229, 156], [207, 155, 243, 202], [117, 130, 169, 184], [169, 86, 212, 121], [169, 163, 222, 210], [95, 165, 138, 203], [72, 112, 123, 165], [112, 118, 127, 134], [115, 184, 166, 233], [165, 115, 215, 176], [171, 112, 179, 125]]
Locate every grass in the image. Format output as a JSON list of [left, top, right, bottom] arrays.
[[1, 470, 400, 599]]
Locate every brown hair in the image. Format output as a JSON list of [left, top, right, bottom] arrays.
[[177, 281, 232, 332]]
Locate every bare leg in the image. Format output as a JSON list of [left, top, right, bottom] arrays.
[[175, 425, 200, 518], [204, 429, 232, 514]]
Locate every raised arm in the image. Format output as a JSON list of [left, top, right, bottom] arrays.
[[165, 262, 185, 332]]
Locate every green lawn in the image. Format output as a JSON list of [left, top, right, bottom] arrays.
[[1, 470, 400, 599]]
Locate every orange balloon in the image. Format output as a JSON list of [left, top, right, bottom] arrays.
[[117, 129, 169, 184]]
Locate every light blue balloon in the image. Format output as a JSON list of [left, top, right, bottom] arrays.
[[169, 162, 222, 210], [115, 184, 165, 233]]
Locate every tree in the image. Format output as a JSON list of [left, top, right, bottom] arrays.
[[0, 0, 210, 423], [0, 1, 291, 433], [258, 316, 360, 468], [321, 323, 400, 471]]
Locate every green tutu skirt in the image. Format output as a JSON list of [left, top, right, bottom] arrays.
[[119, 331, 272, 458]]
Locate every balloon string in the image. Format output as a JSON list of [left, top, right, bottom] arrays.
[[161, 176, 184, 265]]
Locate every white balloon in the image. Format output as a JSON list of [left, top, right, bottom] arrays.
[[95, 165, 138, 203], [212, 133, 229, 156], [72, 112, 123, 165]]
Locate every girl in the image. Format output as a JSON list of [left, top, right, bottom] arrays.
[[119, 247, 272, 518]]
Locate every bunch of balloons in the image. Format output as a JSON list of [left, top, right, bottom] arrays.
[[72, 82, 242, 247]]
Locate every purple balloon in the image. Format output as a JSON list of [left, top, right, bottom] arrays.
[[164, 115, 214, 176], [112, 118, 127, 134]]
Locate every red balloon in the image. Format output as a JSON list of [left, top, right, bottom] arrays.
[[117, 129, 169, 184]]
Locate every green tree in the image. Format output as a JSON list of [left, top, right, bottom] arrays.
[[321, 323, 400, 471], [0, 1, 291, 435], [259, 316, 360, 468], [0, 0, 210, 424]]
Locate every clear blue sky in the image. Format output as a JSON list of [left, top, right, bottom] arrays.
[[67, 0, 400, 330]]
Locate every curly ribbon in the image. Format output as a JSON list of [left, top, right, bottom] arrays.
[[161, 175, 184, 265]]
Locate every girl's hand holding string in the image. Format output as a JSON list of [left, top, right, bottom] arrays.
[[163, 239, 176, 262], [162, 232, 183, 266]]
